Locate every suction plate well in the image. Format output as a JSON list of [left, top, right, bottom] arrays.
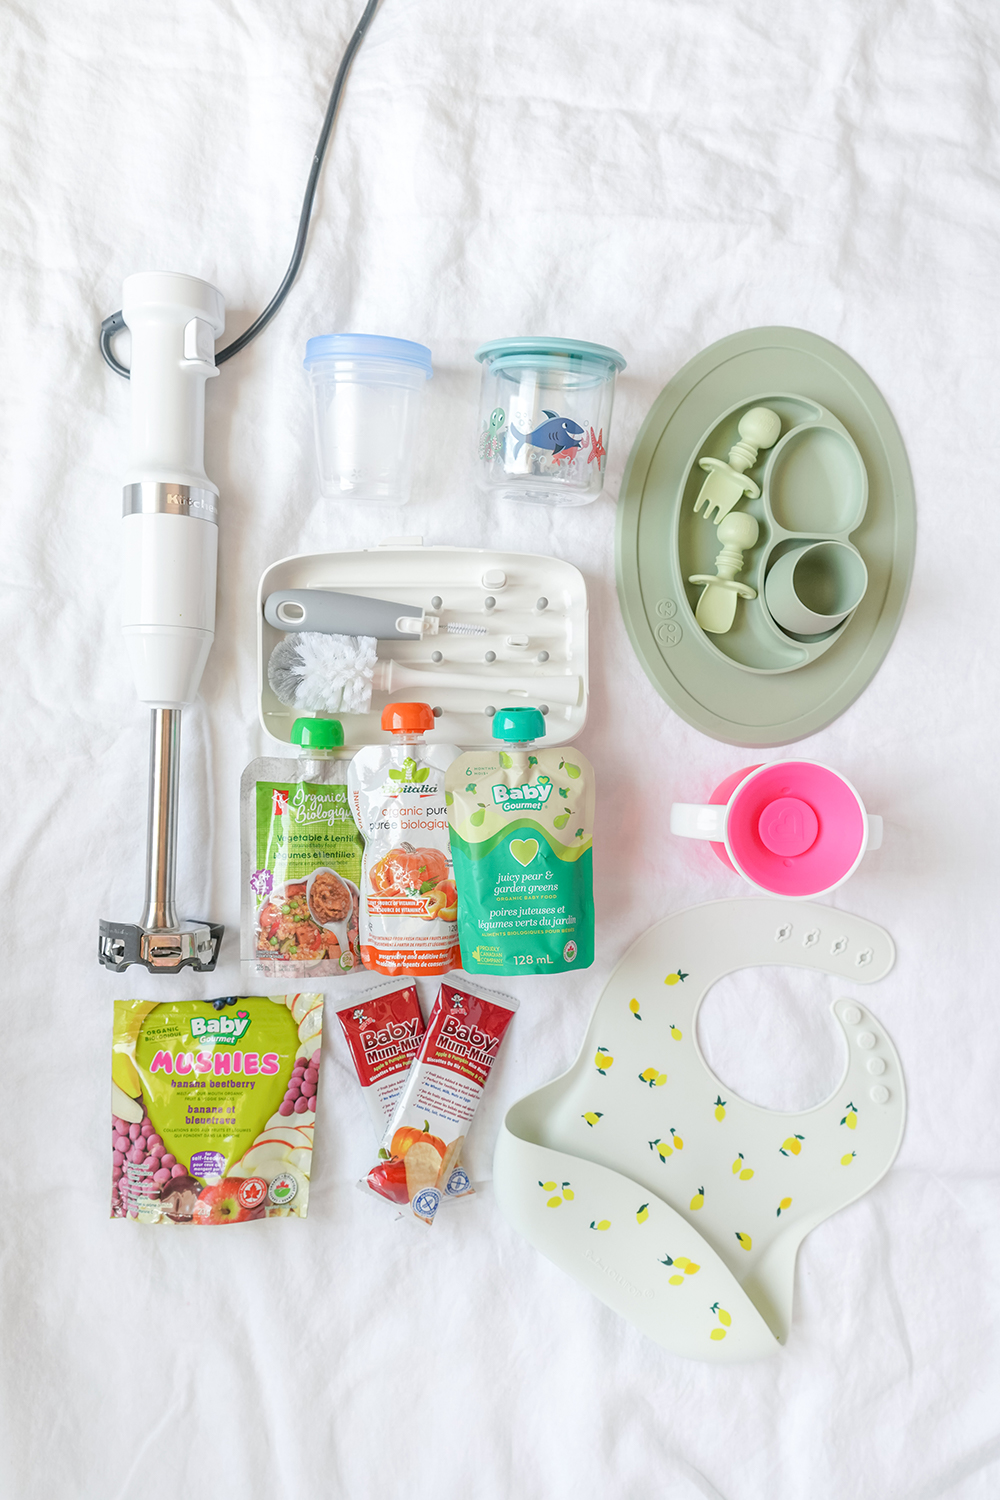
[[615, 328, 915, 746]]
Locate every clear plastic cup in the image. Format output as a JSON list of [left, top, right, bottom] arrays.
[[304, 335, 433, 505], [474, 337, 626, 506]]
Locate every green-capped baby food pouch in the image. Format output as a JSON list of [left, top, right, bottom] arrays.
[[111, 994, 323, 1224], [445, 707, 594, 976], [241, 716, 363, 978]]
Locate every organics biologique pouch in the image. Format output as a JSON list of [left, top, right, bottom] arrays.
[[446, 717, 595, 975], [241, 716, 363, 978], [348, 702, 461, 976], [111, 994, 323, 1224]]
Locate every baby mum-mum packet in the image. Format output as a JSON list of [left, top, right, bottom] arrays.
[[111, 995, 323, 1224], [348, 702, 461, 976], [445, 707, 595, 975]]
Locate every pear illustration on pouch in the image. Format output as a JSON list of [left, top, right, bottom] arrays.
[[594, 1047, 614, 1075], [469, 804, 487, 827], [559, 759, 581, 779]]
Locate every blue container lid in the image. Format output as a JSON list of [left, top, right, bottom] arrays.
[[492, 706, 546, 742], [475, 336, 626, 372], [304, 334, 433, 377]]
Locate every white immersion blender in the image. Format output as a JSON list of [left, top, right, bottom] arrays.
[[99, 272, 226, 972], [96, 0, 382, 971]]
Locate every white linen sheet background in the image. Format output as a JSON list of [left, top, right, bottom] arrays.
[[0, 1, 997, 1496]]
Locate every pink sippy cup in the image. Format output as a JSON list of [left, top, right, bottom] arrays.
[[669, 761, 882, 898]]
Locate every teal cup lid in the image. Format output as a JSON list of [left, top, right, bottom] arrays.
[[492, 707, 546, 742], [475, 336, 626, 372], [291, 716, 345, 749], [304, 334, 433, 377]]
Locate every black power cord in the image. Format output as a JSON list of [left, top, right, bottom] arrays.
[[100, 0, 381, 378]]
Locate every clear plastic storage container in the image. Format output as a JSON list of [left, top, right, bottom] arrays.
[[474, 337, 626, 506], [304, 334, 432, 505]]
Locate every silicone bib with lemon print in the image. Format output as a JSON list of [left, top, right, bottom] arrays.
[[494, 899, 905, 1361]]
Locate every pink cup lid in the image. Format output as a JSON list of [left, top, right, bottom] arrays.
[[711, 762, 866, 897]]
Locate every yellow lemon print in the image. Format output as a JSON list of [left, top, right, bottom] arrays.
[[690, 1187, 705, 1211], [709, 1302, 731, 1339], [840, 1102, 858, 1129], [683, 1262, 700, 1275], [654, 1073, 667, 1087], [669, 1128, 684, 1150], [841, 1152, 856, 1166], [673, 1256, 690, 1270], [594, 1047, 614, 1075], [539, 1181, 556, 1191], [714, 1095, 727, 1121], [649, 1138, 673, 1161], [590, 1219, 611, 1231], [669, 1274, 684, 1285], [629, 998, 641, 1020], [732, 1154, 743, 1175], [581, 1112, 603, 1127], [780, 1135, 804, 1156], [670, 1025, 683, 1041], [639, 1066, 658, 1083], [664, 970, 689, 986], [710, 1327, 727, 1340], [547, 1197, 562, 1208], [740, 1167, 754, 1181], [561, 1182, 575, 1200], [636, 1203, 649, 1224], [776, 1197, 792, 1217], [735, 1231, 752, 1251]]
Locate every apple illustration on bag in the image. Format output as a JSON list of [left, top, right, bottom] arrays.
[[192, 1178, 267, 1225]]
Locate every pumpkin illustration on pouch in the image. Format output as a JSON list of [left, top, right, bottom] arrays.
[[347, 706, 462, 977]]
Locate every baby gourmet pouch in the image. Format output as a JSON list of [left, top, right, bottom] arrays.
[[446, 730, 594, 976], [111, 995, 323, 1224]]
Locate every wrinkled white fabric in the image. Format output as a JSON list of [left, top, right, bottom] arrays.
[[0, 1, 997, 1496]]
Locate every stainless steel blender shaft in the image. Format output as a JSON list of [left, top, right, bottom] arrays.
[[140, 708, 181, 931]]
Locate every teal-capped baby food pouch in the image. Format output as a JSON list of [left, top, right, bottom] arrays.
[[445, 708, 594, 976]]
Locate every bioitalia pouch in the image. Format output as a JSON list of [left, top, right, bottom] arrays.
[[111, 994, 323, 1224], [241, 716, 363, 978], [348, 703, 461, 977], [445, 708, 595, 976]]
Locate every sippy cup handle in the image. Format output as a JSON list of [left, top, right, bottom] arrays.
[[669, 804, 727, 840]]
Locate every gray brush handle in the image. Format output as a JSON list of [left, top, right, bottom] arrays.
[[263, 588, 422, 640]]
